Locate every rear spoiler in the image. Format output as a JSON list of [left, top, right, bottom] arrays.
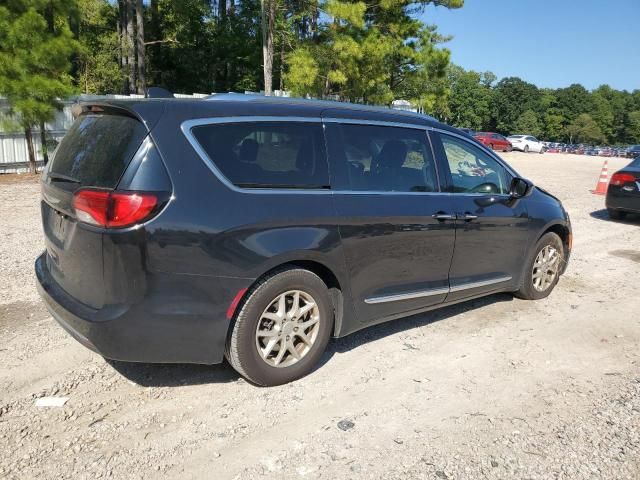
[[71, 98, 167, 133]]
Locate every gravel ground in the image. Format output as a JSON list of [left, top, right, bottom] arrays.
[[0, 153, 639, 479]]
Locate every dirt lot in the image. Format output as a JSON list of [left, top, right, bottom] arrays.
[[1, 153, 639, 479]]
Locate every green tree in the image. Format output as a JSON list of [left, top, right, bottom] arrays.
[[444, 65, 494, 130], [491, 77, 541, 134], [589, 90, 614, 142], [513, 109, 542, 137], [145, 0, 262, 94], [625, 111, 640, 144], [0, 1, 80, 172], [594, 85, 631, 144], [555, 83, 591, 119], [566, 113, 605, 144], [284, 0, 463, 106], [542, 111, 566, 141], [76, 0, 123, 94]]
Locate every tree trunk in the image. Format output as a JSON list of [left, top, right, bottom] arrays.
[[118, 0, 128, 94], [261, 0, 275, 96], [40, 122, 49, 166], [25, 128, 36, 174], [136, 0, 146, 94], [279, 38, 285, 92], [126, 0, 136, 94], [44, 3, 54, 32], [149, 0, 160, 87]]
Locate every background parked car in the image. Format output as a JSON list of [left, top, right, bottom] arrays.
[[606, 157, 640, 220], [473, 132, 512, 152], [627, 145, 640, 159], [507, 135, 546, 153]]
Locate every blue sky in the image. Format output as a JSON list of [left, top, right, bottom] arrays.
[[421, 0, 640, 91]]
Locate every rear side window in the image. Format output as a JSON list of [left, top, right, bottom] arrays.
[[191, 122, 329, 189], [50, 114, 147, 188], [325, 123, 438, 192]]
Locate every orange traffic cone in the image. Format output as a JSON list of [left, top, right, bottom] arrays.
[[591, 160, 609, 195]]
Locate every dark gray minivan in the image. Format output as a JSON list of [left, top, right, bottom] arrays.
[[36, 94, 572, 386]]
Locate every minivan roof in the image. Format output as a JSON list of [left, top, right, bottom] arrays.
[[203, 93, 438, 120], [79, 93, 463, 136]]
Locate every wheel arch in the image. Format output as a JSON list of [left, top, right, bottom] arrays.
[[537, 222, 571, 274], [232, 258, 349, 338]]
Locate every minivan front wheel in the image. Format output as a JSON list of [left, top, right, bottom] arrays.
[[515, 232, 564, 300], [225, 268, 333, 386]]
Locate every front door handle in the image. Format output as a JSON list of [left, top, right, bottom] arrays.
[[459, 213, 478, 221], [432, 212, 456, 221]]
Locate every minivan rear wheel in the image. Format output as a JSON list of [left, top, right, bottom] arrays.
[[225, 268, 333, 386], [515, 232, 564, 300]]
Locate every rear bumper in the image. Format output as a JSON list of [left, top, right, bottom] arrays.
[[35, 252, 251, 364], [606, 188, 640, 213]]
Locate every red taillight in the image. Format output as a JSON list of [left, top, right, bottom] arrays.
[[610, 172, 636, 187], [73, 189, 158, 228]]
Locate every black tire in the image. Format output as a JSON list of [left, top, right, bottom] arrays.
[[540, 147, 545, 154], [524, 145, 530, 153], [225, 268, 333, 386], [608, 209, 626, 220], [515, 232, 564, 300]]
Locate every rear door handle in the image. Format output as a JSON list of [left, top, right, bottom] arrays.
[[459, 213, 478, 221], [432, 213, 456, 221]]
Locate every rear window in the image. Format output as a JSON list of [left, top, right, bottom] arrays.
[[50, 114, 147, 188], [191, 122, 329, 189]]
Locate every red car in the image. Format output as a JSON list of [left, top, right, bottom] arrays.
[[473, 132, 513, 152]]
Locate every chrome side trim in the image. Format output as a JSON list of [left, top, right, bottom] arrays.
[[364, 287, 450, 305], [182, 116, 323, 128], [448, 275, 512, 293], [365, 275, 512, 305], [322, 117, 430, 131], [182, 116, 445, 196], [181, 115, 518, 196]]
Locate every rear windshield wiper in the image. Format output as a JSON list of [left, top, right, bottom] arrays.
[[49, 173, 81, 184]]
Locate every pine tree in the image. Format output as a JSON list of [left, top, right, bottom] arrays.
[[284, 0, 463, 105], [0, 1, 80, 172]]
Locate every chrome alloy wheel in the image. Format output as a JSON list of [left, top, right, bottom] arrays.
[[532, 245, 560, 292], [255, 290, 320, 368]]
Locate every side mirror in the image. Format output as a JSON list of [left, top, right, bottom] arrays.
[[509, 177, 534, 199]]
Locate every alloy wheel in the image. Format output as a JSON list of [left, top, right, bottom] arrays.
[[255, 290, 320, 368], [532, 245, 560, 292]]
